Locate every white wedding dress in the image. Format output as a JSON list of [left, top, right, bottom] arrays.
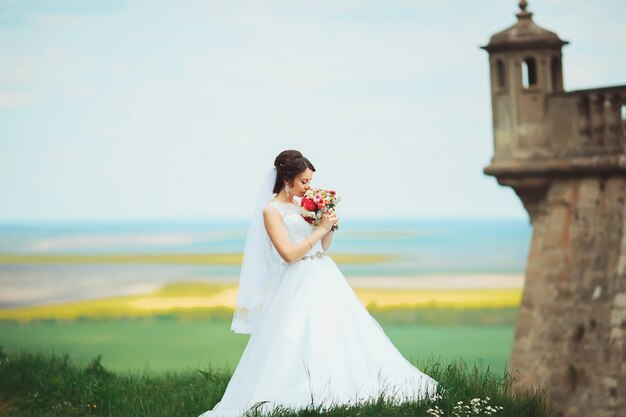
[[199, 201, 440, 417]]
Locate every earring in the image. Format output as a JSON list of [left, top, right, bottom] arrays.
[[285, 184, 291, 197]]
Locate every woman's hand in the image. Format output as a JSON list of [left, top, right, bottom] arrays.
[[320, 211, 335, 232], [322, 209, 339, 232], [329, 209, 339, 229]]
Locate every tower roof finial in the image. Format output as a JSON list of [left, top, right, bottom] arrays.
[[519, 0, 528, 12], [481, 0, 568, 52], [517, 0, 532, 19]]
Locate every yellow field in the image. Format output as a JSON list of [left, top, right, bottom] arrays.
[[0, 252, 397, 265], [0, 282, 522, 323]]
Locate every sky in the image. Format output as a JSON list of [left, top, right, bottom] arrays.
[[1, 0, 625, 222]]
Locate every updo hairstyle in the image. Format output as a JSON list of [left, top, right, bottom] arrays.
[[273, 150, 316, 194]]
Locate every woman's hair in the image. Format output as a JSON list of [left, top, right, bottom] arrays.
[[273, 150, 316, 194]]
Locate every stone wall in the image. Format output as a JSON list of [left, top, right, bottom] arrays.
[[509, 177, 625, 416]]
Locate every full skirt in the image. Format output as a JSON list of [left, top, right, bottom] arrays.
[[199, 255, 440, 417]]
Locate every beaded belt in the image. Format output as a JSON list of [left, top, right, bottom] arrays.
[[301, 251, 327, 260]]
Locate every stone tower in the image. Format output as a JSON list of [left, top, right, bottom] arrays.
[[481, 1, 626, 416]]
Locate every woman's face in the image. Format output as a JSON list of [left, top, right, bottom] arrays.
[[286, 168, 313, 197]]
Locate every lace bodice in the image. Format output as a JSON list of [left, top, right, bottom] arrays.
[[268, 201, 325, 260]]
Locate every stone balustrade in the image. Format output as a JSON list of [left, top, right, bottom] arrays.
[[548, 85, 626, 157]]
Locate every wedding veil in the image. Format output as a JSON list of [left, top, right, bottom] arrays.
[[231, 166, 286, 334]]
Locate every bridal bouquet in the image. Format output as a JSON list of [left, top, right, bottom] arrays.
[[300, 188, 341, 232]]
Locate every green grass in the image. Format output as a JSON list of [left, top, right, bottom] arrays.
[[0, 318, 515, 374], [0, 346, 555, 417], [382, 325, 514, 376], [369, 307, 518, 326]]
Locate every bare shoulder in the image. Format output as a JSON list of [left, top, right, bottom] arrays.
[[263, 204, 283, 233], [263, 203, 281, 218]]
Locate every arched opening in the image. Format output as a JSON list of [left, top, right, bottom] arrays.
[[496, 59, 506, 88], [522, 57, 537, 89], [551, 56, 562, 92], [621, 104, 626, 136]]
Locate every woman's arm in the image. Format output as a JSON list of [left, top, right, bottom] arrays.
[[263, 205, 332, 264], [321, 208, 338, 251], [321, 230, 334, 251]]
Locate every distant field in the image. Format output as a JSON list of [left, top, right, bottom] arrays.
[[0, 281, 522, 322], [0, 319, 515, 375], [0, 281, 519, 376], [0, 252, 397, 265]]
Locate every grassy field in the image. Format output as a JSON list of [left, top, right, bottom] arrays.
[[0, 347, 555, 417], [0, 319, 515, 374], [0, 277, 530, 415], [0, 281, 521, 375]]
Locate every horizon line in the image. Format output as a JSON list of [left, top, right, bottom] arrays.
[[0, 215, 530, 226]]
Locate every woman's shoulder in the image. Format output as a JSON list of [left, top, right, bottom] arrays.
[[264, 200, 283, 217], [265, 198, 301, 217]]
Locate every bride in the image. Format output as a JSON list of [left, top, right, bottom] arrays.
[[198, 150, 441, 417]]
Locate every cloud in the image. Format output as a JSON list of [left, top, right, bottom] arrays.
[[0, 56, 37, 85], [0, 0, 623, 221], [38, 14, 76, 29], [0, 91, 38, 109]]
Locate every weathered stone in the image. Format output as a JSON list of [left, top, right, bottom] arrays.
[[615, 293, 626, 309], [481, 3, 626, 416]]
